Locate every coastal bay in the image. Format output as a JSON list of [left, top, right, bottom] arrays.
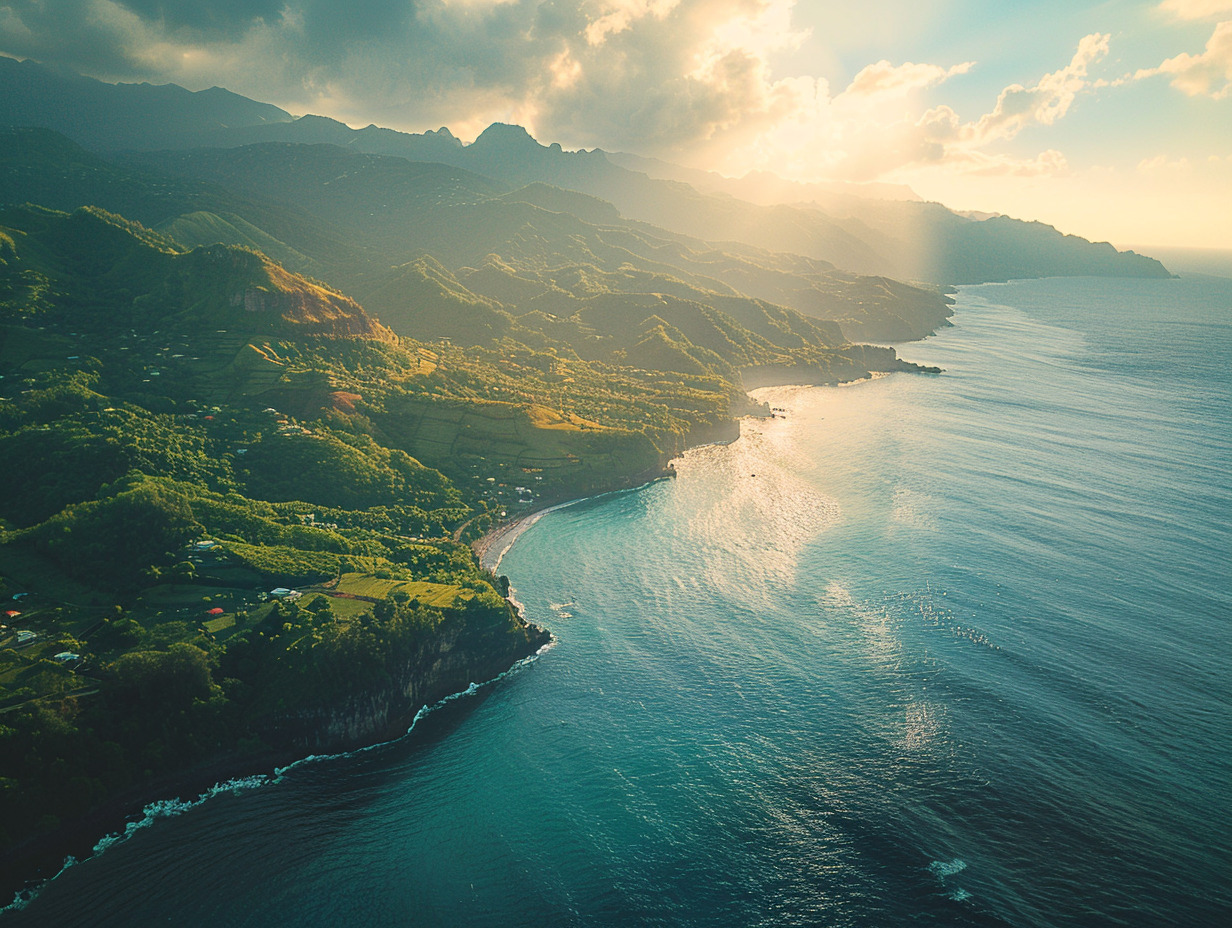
[[7, 275, 1229, 926]]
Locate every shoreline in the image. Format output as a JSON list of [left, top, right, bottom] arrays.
[[473, 500, 575, 573], [473, 469, 683, 574], [470, 376, 891, 573], [469, 359, 939, 573], [2, 368, 923, 911], [2, 633, 556, 914]]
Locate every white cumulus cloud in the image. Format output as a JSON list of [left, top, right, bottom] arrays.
[[969, 33, 1110, 144], [847, 34, 1109, 181], [1157, 0, 1232, 21], [1135, 20, 1232, 98], [838, 59, 973, 101]]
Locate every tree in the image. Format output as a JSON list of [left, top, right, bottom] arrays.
[[111, 643, 216, 708]]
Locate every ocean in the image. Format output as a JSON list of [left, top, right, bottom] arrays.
[[6, 275, 1231, 926]]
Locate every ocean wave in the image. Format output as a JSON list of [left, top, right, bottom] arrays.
[[928, 858, 968, 879], [890, 485, 938, 533]]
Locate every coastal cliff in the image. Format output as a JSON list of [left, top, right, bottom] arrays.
[[0, 598, 549, 899], [276, 607, 550, 752]]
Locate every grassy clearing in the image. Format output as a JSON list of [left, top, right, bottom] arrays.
[[332, 574, 406, 599], [140, 583, 237, 607], [331, 572, 471, 608], [133, 585, 263, 639], [317, 595, 372, 619], [202, 614, 236, 634], [400, 581, 472, 608]]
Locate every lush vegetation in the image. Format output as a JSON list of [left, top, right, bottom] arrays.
[[0, 207, 551, 863], [0, 129, 935, 872]]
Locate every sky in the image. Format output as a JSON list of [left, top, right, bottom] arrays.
[[1, 0, 1229, 248]]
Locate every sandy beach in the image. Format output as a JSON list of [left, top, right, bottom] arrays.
[[473, 500, 581, 573]]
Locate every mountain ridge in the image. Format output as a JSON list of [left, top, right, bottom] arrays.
[[0, 57, 1170, 287]]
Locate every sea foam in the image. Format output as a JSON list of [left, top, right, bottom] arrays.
[[928, 858, 968, 879]]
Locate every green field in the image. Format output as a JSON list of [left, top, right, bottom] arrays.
[[330, 572, 471, 608], [202, 614, 236, 634]]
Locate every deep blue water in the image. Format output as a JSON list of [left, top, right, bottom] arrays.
[[7, 275, 1231, 927]]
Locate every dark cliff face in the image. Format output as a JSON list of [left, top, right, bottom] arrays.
[[272, 613, 550, 753], [0, 602, 550, 890]]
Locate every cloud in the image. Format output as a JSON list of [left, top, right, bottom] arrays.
[[111, 1, 286, 38], [947, 148, 1069, 178], [585, 0, 680, 46], [1137, 154, 1192, 173], [838, 59, 973, 101], [805, 35, 1107, 182], [1157, 0, 1232, 21], [968, 33, 1109, 144], [1135, 20, 1232, 98], [0, 2, 1110, 187], [0, 0, 816, 147]]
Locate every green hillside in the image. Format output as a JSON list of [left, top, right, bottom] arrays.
[[0, 127, 956, 346], [121, 141, 955, 344], [0, 125, 941, 870], [0, 127, 367, 281], [0, 204, 392, 341]]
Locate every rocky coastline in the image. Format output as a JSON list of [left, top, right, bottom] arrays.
[[1, 597, 549, 907]]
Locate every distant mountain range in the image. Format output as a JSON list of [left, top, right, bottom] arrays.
[[0, 56, 1169, 288], [0, 126, 954, 350]]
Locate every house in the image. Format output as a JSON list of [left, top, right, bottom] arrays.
[[53, 652, 80, 663], [192, 540, 221, 551], [15, 630, 37, 644], [205, 607, 225, 616], [269, 588, 303, 601]]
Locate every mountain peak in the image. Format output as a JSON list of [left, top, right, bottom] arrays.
[[472, 123, 541, 150]]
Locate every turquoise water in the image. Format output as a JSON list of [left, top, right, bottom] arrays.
[[8, 276, 1231, 926]]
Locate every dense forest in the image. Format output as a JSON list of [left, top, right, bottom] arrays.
[[0, 205, 556, 863]]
